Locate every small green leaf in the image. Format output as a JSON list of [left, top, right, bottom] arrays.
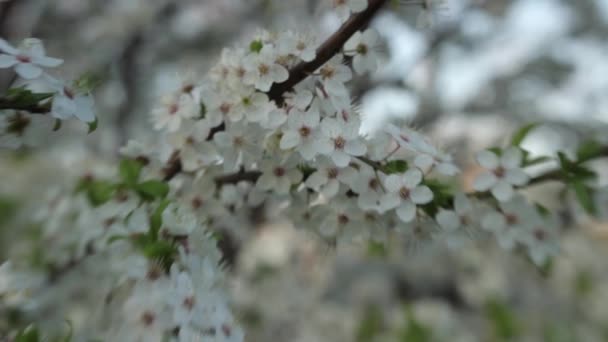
[[119, 159, 144, 186], [383, 160, 408, 174], [74, 72, 103, 92], [87, 117, 98, 134], [15, 325, 40, 342], [199, 102, 207, 119], [135, 180, 169, 200], [511, 123, 539, 146], [77, 179, 116, 207], [523, 155, 551, 167], [249, 40, 263, 53], [52, 119, 62, 131], [487, 147, 503, 156], [150, 199, 170, 239], [484, 297, 520, 340], [141, 240, 177, 270], [366, 240, 387, 258], [7, 86, 54, 106], [576, 140, 603, 164], [400, 309, 432, 342], [356, 305, 383, 342], [571, 181, 596, 215]]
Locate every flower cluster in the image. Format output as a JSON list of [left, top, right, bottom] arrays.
[[0, 38, 96, 149]]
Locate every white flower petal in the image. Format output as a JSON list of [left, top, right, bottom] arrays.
[[0, 54, 17, 68], [491, 181, 514, 202], [396, 201, 417, 222], [436, 210, 460, 231], [500, 147, 523, 168], [411, 186, 433, 204], [476, 150, 499, 169], [15, 63, 42, 79], [473, 171, 497, 191], [505, 169, 529, 186]]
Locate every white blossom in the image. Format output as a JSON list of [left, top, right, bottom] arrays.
[[0, 38, 62, 79], [380, 168, 433, 222], [343, 29, 379, 74], [474, 147, 529, 202]]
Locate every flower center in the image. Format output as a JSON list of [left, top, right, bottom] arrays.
[[16, 54, 31, 63], [494, 167, 505, 178], [399, 187, 410, 200], [299, 126, 311, 137], [369, 178, 379, 191], [220, 103, 231, 115], [258, 63, 270, 75], [338, 214, 349, 225], [168, 103, 179, 115], [333, 136, 346, 150], [534, 229, 546, 241], [320, 66, 335, 79], [356, 43, 368, 55], [327, 168, 339, 179], [63, 86, 75, 99], [233, 136, 244, 146], [273, 167, 286, 177], [505, 213, 518, 225], [183, 296, 196, 310], [141, 311, 156, 326]]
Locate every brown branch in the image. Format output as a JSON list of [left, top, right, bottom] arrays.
[[0, 99, 51, 113], [267, 0, 389, 104], [163, 1, 389, 182], [214, 169, 262, 186]]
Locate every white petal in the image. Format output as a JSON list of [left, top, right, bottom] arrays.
[[453, 193, 472, 214], [74, 95, 96, 122], [51, 96, 75, 119], [280, 131, 300, 149], [331, 151, 351, 167], [0, 39, 19, 54], [476, 150, 499, 169], [383, 174, 402, 190], [491, 181, 514, 202], [505, 169, 529, 186], [15, 63, 42, 79], [403, 168, 423, 188], [305, 171, 327, 190], [473, 171, 497, 191], [379, 193, 400, 211], [31, 55, 63, 67], [436, 210, 460, 231], [0, 54, 17, 68], [344, 140, 366, 156], [501, 147, 523, 168], [414, 154, 434, 171], [256, 174, 275, 191], [396, 201, 416, 222], [411, 186, 433, 204], [437, 162, 460, 176], [481, 211, 505, 231]]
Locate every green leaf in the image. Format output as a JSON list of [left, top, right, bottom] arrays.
[[523, 155, 551, 167], [511, 123, 539, 146], [150, 199, 170, 239], [15, 325, 40, 342], [383, 160, 408, 174], [52, 119, 62, 131], [135, 180, 169, 200], [366, 240, 387, 258], [119, 159, 144, 186], [87, 117, 98, 134], [141, 240, 177, 270], [74, 72, 103, 92], [7, 86, 54, 107], [199, 102, 207, 119], [356, 305, 383, 342], [76, 179, 116, 207], [576, 140, 603, 164], [249, 40, 263, 53], [484, 297, 520, 340], [487, 147, 502, 156], [571, 181, 596, 215], [420, 179, 453, 217], [400, 308, 432, 342]]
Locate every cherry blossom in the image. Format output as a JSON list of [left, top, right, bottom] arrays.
[[343, 29, 379, 74], [473, 147, 530, 202], [0, 38, 63, 79], [380, 168, 433, 222]]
